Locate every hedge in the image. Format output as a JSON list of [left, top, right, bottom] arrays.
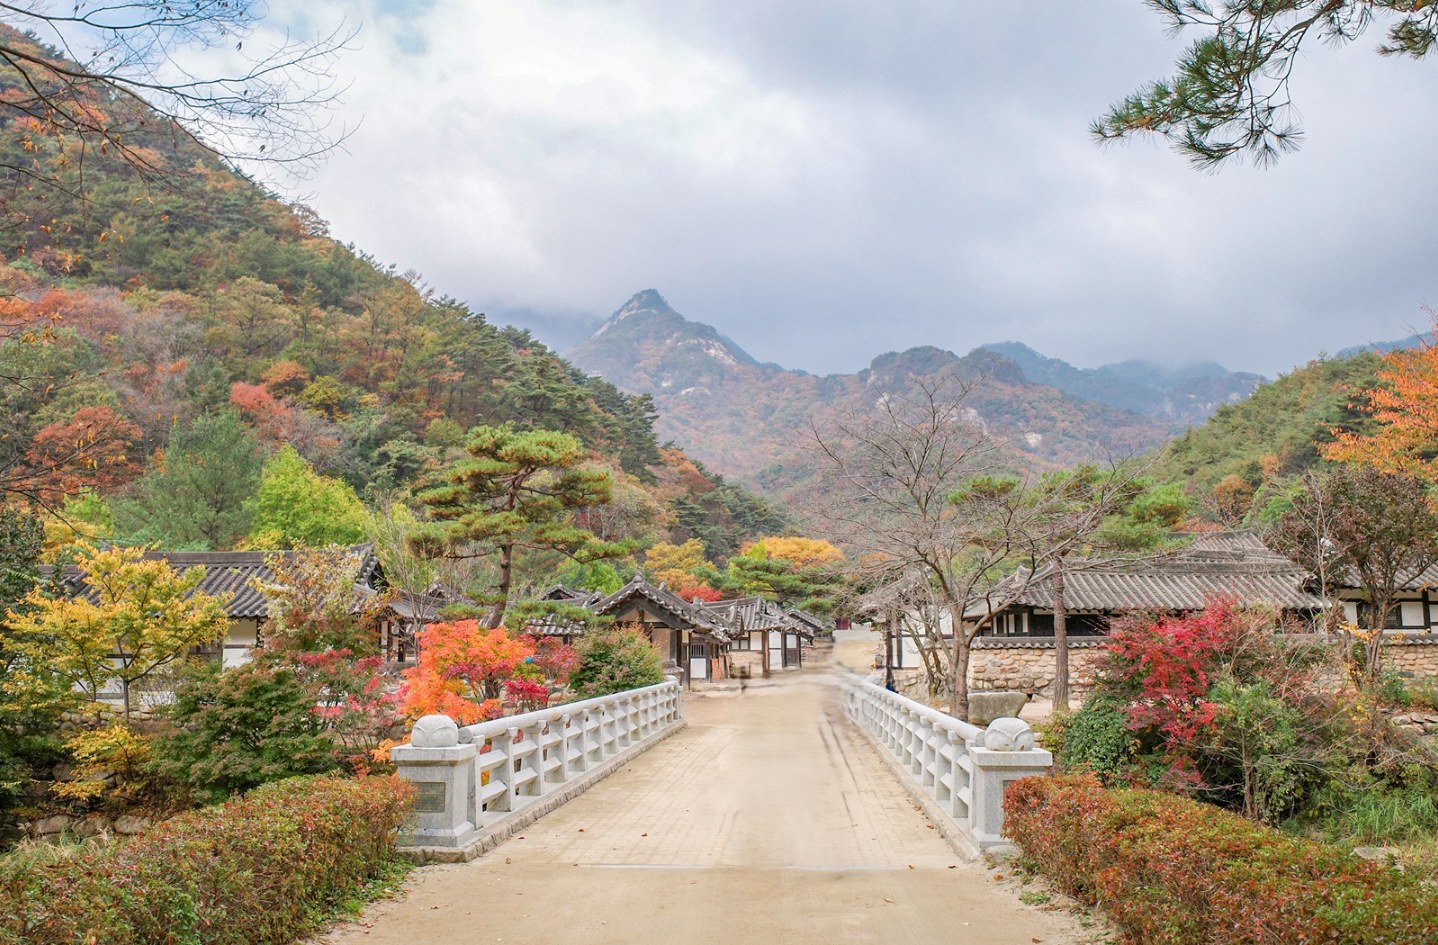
[[0, 775, 414, 945], [1004, 774, 1438, 945]]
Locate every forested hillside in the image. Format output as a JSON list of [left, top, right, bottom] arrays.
[[0, 27, 784, 563], [1149, 353, 1382, 521]]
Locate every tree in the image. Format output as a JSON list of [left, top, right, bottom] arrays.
[[1268, 465, 1438, 685], [147, 660, 341, 803], [0, 504, 62, 827], [114, 410, 264, 550], [569, 624, 665, 700], [248, 445, 369, 549], [6, 542, 229, 719], [414, 424, 627, 626], [1022, 467, 1191, 710], [1098, 2, 1438, 167], [399, 619, 537, 724], [643, 539, 710, 588], [0, 3, 353, 198], [1324, 327, 1438, 479], [253, 546, 387, 657], [811, 379, 1037, 719]]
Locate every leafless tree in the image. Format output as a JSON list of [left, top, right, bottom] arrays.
[[809, 378, 1041, 720], [0, 2, 354, 189]]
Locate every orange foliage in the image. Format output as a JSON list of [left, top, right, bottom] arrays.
[[400, 620, 537, 725], [674, 584, 723, 603], [261, 360, 310, 396], [23, 406, 141, 500], [1324, 332, 1438, 480], [230, 381, 296, 445]]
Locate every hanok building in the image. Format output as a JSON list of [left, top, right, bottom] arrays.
[[52, 545, 394, 668], [870, 533, 1326, 690], [588, 575, 736, 683], [974, 531, 1325, 640], [713, 596, 812, 676]]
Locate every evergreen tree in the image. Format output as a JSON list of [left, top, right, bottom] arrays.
[[115, 411, 265, 550], [415, 424, 628, 626]]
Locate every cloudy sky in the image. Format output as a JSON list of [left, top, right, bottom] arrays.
[[260, 1, 1435, 378]]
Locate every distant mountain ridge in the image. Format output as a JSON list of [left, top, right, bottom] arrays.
[[567, 291, 1175, 495], [977, 342, 1264, 427]]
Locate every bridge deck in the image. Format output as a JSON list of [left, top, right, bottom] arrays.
[[318, 636, 1088, 945]]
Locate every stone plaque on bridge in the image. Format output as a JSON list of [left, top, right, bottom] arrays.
[[414, 781, 447, 813]]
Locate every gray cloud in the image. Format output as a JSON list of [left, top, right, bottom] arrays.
[[270, 0, 1438, 377]]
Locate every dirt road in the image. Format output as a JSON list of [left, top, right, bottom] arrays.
[[319, 637, 1085, 945]]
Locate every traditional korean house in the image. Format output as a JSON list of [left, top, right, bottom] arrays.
[[973, 532, 1324, 640], [589, 575, 735, 682], [712, 596, 811, 676], [52, 544, 389, 668]]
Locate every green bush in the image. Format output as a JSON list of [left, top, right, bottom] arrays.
[[1051, 696, 1138, 781], [569, 625, 665, 699], [147, 661, 342, 803], [1005, 774, 1438, 945], [0, 775, 413, 945]]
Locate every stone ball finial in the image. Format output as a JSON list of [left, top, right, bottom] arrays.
[[982, 717, 1035, 752], [410, 714, 460, 748]]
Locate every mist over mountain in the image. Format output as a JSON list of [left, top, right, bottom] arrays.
[[978, 342, 1265, 428]]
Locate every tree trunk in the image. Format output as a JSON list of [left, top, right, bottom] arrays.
[[487, 543, 513, 628], [948, 601, 971, 720], [1052, 563, 1070, 712]]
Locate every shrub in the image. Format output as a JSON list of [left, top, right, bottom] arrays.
[[0, 775, 413, 945], [147, 661, 343, 803], [1050, 696, 1138, 782], [1005, 774, 1438, 945], [569, 624, 665, 699]]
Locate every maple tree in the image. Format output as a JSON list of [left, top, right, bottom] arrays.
[[1324, 332, 1438, 481], [399, 619, 537, 725], [5, 543, 229, 719]]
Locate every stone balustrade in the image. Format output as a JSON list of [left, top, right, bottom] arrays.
[[843, 674, 1051, 852], [390, 679, 684, 862]]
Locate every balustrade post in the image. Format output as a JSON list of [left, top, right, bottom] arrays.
[[550, 713, 572, 785], [389, 715, 479, 850], [968, 718, 1053, 848]]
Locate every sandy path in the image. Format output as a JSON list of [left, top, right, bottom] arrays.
[[318, 639, 1084, 945]]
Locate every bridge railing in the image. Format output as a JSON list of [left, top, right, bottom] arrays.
[[843, 674, 1051, 851], [390, 679, 684, 860]]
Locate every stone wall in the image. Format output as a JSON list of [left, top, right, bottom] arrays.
[[1386, 639, 1438, 679], [968, 640, 1106, 696]]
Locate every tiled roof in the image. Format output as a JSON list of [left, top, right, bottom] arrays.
[[592, 576, 733, 640], [53, 545, 383, 620], [708, 596, 789, 633], [979, 544, 1323, 616]]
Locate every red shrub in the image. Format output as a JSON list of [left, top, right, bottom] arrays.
[[1004, 775, 1438, 945], [0, 775, 414, 945]]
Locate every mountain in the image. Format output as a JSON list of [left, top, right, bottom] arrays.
[[1335, 332, 1431, 360], [0, 30, 786, 562], [979, 342, 1264, 427], [567, 292, 1174, 495]]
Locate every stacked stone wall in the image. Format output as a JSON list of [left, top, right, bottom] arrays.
[[967, 642, 1105, 696], [1386, 640, 1438, 679]]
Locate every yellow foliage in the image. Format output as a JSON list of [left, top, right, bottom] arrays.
[[741, 536, 845, 571], [643, 539, 711, 586], [6, 543, 230, 718]]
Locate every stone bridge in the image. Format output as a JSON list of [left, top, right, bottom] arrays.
[[319, 631, 1084, 945]]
